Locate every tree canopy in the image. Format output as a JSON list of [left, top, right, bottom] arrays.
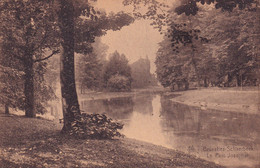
[[104, 51, 132, 88], [0, 0, 134, 136], [155, 1, 259, 89], [0, 0, 60, 117]]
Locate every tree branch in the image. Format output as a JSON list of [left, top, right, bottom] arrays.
[[34, 50, 60, 63], [33, 28, 50, 52]]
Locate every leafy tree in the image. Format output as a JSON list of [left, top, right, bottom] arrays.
[[0, 0, 60, 117], [155, 37, 192, 90], [107, 74, 131, 92], [126, 0, 259, 89], [76, 52, 103, 92], [0, 36, 23, 114], [103, 51, 132, 90], [1, 0, 134, 134], [34, 61, 57, 114], [75, 11, 134, 93], [0, 64, 24, 114], [203, 6, 260, 86], [76, 38, 109, 93], [175, 0, 257, 15], [155, 5, 213, 89], [57, 0, 134, 132]]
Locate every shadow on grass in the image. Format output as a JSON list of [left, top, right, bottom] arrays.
[[0, 113, 225, 168]]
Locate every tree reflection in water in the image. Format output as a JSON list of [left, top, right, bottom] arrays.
[[80, 97, 134, 120], [160, 95, 260, 168], [80, 93, 260, 167]]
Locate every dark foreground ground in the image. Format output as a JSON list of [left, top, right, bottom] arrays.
[[0, 112, 224, 168]]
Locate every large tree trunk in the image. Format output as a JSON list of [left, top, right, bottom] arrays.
[[24, 59, 35, 117], [58, 0, 81, 133], [184, 80, 189, 90], [203, 77, 208, 87], [5, 104, 9, 114], [225, 73, 231, 87], [236, 74, 241, 87]]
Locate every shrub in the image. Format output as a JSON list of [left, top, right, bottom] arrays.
[[107, 74, 131, 92], [103, 51, 132, 87], [69, 113, 124, 139]]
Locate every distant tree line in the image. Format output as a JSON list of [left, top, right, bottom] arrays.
[[123, 0, 259, 91], [77, 49, 132, 92], [76, 49, 131, 92], [77, 46, 159, 92], [155, 2, 259, 90]]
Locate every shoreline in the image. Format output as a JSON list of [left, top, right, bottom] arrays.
[[78, 86, 166, 101], [168, 87, 259, 115], [0, 113, 224, 168], [2, 87, 258, 167]]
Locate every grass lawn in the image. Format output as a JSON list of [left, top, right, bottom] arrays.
[[0, 112, 224, 168], [170, 87, 259, 114]]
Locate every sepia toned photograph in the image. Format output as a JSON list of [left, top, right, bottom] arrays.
[[0, 0, 259, 167]]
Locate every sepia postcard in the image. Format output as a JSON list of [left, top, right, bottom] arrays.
[[0, 0, 259, 167]]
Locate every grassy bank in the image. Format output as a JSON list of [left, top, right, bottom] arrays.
[[0, 112, 224, 168], [169, 87, 259, 115]]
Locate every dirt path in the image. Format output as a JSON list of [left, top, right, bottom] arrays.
[[0, 112, 224, 168]]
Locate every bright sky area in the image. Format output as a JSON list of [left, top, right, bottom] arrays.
[[94, 0, 166, 73]]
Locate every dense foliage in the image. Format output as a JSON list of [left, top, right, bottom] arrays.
[[155, 3, 259, 89], [1, 0, 258, 138], [0, 0, 133, 119], [175, 0, 257, 15], [123, 0, 259, 89], [68, 113, 124, 139], [0, 1, 60, 116], [103, 51, 132, 91], [77, 53, 104, 92], [107, 74, 131, 92], [34, 62, 57, 114], [0, 64, 24, 113], [75, 11, 134, 93], [0, 0, 134, 136], [0, 0, 60, 117], [76, 38, 108, 92]]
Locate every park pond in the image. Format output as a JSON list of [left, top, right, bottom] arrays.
[[79, 92, 260, 168]]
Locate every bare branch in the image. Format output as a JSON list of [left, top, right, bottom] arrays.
[[33, 28, 50, 52], [34, 50, 60, 63]]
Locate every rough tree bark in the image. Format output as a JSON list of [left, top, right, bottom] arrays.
[[58, 0, 81, 133], [5, 104, 9, 114], [24, 58, 35, 117], [184, 80, 189, 90], [236, 73, 241, 87], [203, 78, 208, 87]]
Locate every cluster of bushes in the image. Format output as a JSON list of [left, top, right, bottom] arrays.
[[107, 74, 131, 92], [68, 113, 124, 139], [103, 51, 132, 92]]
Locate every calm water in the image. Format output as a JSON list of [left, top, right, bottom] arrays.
[[80, 93, 260, 168]]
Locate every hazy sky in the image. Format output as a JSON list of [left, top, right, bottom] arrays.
[[95, 0, 165, 73]]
